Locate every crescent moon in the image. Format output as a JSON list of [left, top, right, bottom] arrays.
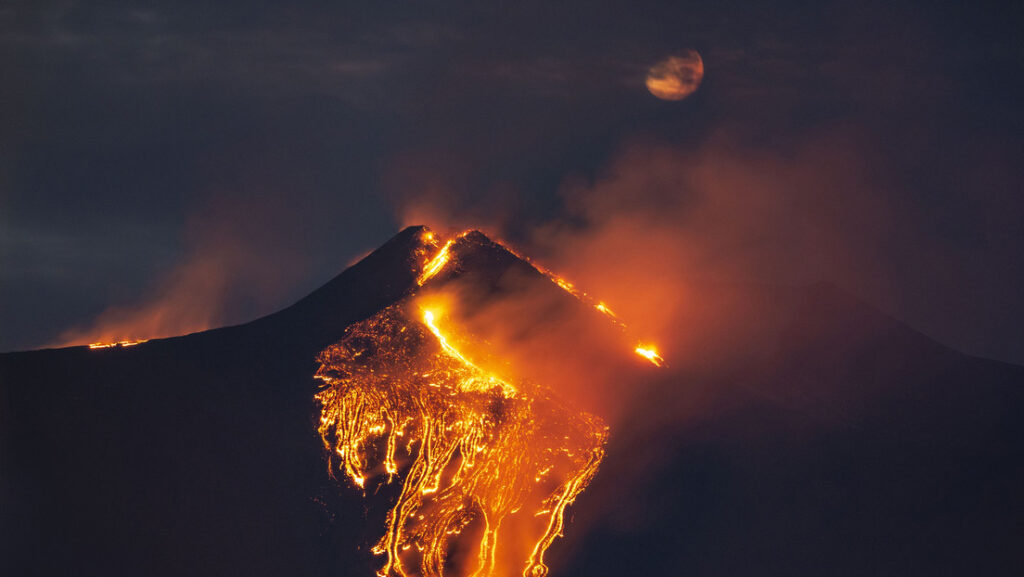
[[646, 50, 704, 101]]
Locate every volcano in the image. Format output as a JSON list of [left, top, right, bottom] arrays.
[[2, 226, 1022, 576]]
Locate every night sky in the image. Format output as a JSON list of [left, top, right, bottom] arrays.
[[2, 1, 1023, 362]]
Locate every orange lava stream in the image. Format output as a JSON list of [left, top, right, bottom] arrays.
[[87, 339, 148, 349], [315, 305, 607, 577], [312, 228, 673, 575], [417, 239, 455, 286], [421, 310, 517, 397], [633, 345, 665, 367]]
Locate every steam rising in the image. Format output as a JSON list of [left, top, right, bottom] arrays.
[[397, 129, 915, 363]]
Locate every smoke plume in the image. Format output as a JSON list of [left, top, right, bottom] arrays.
[[52, 192, 310, 347]]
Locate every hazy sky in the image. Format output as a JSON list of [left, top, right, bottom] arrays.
[[2, 1, 1023, 362]]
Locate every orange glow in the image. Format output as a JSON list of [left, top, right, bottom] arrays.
[[417, 239, 454, 285], [315, 304, 606, 576], [634, 345, 665, 367], [417, 228, 475, 287], [421, 308, 517, 397], [87, 339, 148, 349], [421, 309, 472, 367], [645, 50, 704, 101], [501, 240, 670, 368], [419, 229, 667, 368], [500, 245, 628, 329], [552, 276, 577, 295], [315, 228, 669, 575]]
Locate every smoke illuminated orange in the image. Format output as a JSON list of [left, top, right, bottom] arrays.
[[315, 304, 606, 576], [479, 235, 663, 364], [315, 228, 664, 576]]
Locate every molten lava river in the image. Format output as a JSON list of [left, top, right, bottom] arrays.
[[314, 230, 659, 577]]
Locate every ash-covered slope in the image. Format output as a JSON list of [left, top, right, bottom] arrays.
[[2, 227, 1022, 577]]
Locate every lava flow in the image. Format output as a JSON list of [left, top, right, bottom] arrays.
[[87, 339, 148, 349], [633, 345, 665, 367], [491, 238, 661, 366], [315, 305, 606, 577], [314, 228, 662, 577]]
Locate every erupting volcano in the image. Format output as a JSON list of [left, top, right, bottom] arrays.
[[5, 225, 1022, 577], [313, 229, 658, 577]]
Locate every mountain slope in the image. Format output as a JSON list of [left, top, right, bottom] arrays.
[[0, 226, 438, 576], [560, 282, 1024, 576], [2, 228, 1022, 576]]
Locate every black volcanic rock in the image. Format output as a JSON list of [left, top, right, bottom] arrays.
[[2, 228, 1023, 577]]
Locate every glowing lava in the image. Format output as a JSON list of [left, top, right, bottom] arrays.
[[315, 228, 664, 576], [87, 339, 148, 349], [315, 305, 607, 577], [417, 231, 473, 286], [633, 345, 665, 367], [417, 239, 455, 286], [421, 309, 517, 397]]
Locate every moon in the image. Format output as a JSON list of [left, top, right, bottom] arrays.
[[646, 50, 704, 101]]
